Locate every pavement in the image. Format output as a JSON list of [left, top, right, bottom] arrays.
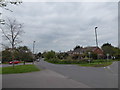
[[2, 59, 118, 88]]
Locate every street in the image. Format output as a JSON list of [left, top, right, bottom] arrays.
[[36, 59, 118, 88], [2, 67, 90, 88], [2, 59, 118, 88]]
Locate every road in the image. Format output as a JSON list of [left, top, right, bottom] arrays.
[[2, 59, 118, 88], [2, 66, 90, 88], [36, 59, 118, 88]]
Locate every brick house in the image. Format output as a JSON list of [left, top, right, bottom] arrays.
[[67, 46, 104, 57]]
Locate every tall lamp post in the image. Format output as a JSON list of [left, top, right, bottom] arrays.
[[95, 27, 99, 60], [33, 41, 35, 64], [95, 27, 98, 47]]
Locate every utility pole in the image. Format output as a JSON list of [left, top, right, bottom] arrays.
[[95, 27, 98, 47], [33, 41, 35, 64]]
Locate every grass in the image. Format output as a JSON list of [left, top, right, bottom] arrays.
[[46, 58, 115, 67], [2, 62, 9, 64], [0, 67, 1, 74], [79, 62, 113, 67], [2, 61, 33, 64], [1, 64, 40, 74]]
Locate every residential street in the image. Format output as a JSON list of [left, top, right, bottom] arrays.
[[2, 67, 90, 88], [2, 59, 118, 88], [1, 1, 119, 89], [36, 59, 118, 88]]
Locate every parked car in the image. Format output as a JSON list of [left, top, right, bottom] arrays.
[[9, 60, 21, 64]]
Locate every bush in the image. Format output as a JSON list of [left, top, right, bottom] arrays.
[[45, 58, 89, 64], [2, 46, 34, 63], [44, 50, 56, 60], [2, 50, 12, 62]]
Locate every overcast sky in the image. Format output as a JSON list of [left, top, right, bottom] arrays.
[[2, 2, 118, 53]]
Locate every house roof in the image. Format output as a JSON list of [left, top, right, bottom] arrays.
[[67, 46, 103, 55]]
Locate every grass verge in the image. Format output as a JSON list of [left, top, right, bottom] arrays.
[[1, 64, 40, 74], [2, 61, 33, 64], [0, 67, 1, 74], [45, 59, 114, 67], [79, 62, 113, 67]]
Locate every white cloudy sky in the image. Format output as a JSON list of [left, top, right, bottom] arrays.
[[1, 1, 118, 53]]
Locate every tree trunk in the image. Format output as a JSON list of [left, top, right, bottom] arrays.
[[12, 46, 15, 69], [23, 61, 25, 65], [12, 52, 15, 69]]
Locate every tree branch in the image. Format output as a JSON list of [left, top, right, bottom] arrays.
[[1, 28, 12, 44]]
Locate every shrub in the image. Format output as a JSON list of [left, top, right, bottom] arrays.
[[44, 50, 56, 60]]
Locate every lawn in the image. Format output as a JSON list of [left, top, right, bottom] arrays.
[[45, 59, 114, 67], [0, 67, 1, 74], [1, 64, 40, 74], [2, 61, 33, 64], [79, 61, 113, 67]]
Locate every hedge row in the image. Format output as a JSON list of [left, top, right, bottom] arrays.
[[45, 58, 114, 64]]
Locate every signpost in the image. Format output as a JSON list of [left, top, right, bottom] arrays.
[[88, 52, 91, 64], [106, 53, 109, 63]]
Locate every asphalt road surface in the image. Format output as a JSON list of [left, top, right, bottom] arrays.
[[36, 59, 118, 88], [2, 59, 118, 88], [3, 69, 90, 88]]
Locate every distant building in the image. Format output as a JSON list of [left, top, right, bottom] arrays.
[[67, 46, 104, 57]]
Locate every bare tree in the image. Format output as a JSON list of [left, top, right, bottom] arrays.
[[1, 18, 24, 68], [0, 0, 22, 23], [1, 18, 23, 48], [0, 0, 22, 8]]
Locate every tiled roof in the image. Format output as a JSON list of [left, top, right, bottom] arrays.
[[67, 46, 103, 55]]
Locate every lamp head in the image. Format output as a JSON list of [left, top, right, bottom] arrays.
[[95, 27, 98, 29]]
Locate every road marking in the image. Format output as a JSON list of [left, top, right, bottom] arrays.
[[107, 66, 110, 69], [104, 66, 114, 73]]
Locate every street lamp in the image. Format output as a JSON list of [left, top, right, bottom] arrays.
[[33, 41, 35, 64], [95, 27, 98, 47], [33, 41, 35, 54]]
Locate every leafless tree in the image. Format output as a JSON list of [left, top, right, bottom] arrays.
[[1, 18, 24, 68], [0, 0, 22, 8], [0, 0, 22, 24], [1, 18, 23, 48]]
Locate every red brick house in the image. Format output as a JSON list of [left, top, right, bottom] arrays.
[[67, 46, 104, 57]]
